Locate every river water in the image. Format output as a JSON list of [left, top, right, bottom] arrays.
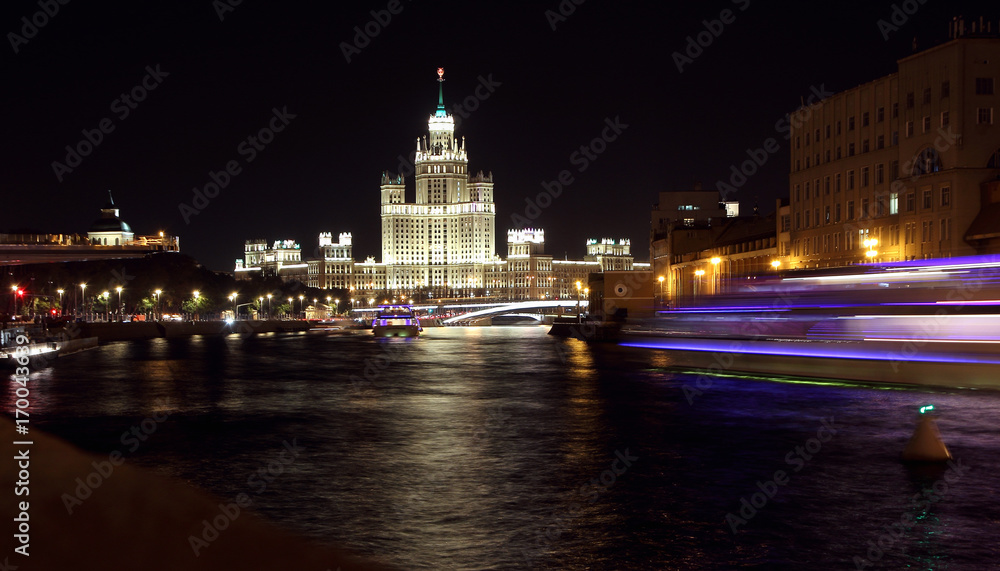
[[7, 326, 1000, 569]]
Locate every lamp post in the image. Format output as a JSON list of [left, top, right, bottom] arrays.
[[583, 287, 589, 320], [154, 289, 162, 321], [57, 288, 64, 317], [771, 260, 781, 271], [299, 295, 304, 319], [116, 286, 124, 322], [287, 297, 293, 319], [694, 269, 705, 300], [80, 283, 87, 320], [864, 238, 878, 261], [710, 257, 721, 295], [192, 290, 200, 321], [230, 292, 238, 319], [102, 291, 110, 321], [258, 297, 264, 320], [657, 276, 665, 308], [575, 281, 582, 323], [11, 285, 18, 318], [266, 294, 272, 319]]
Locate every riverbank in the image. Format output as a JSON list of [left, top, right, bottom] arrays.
[[49, 320, 315, 343]]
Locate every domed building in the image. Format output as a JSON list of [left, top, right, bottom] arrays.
[[87, 191, 134, 246]]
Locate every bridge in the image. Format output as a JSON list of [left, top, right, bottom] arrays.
[[440, 300, 588, 324]]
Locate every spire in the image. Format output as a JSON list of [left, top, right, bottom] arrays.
[[107, 189, 115, 206], [435, 67, 447, 118]]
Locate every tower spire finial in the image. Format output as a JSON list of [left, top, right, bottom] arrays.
[[435, 67, 447, 117]]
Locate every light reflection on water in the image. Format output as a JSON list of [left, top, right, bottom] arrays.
[[3, 326, 1000, 569]]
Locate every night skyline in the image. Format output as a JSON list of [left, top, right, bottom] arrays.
[[3, 1, 995, 271]]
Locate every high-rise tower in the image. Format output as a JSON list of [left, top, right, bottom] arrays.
[[380, 68, 497, 297]]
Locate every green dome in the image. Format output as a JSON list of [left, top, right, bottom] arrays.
[[89, 217, 133, 233]]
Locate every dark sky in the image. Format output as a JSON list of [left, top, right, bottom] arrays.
[[2, 0, 994, 271]]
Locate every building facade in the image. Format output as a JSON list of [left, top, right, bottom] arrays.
[[234, 239, 307, 282], [784, 25, 1000, 269], [379, 69, 497, 298]]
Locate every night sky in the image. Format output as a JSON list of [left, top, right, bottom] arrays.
[[2, 0, 994, 271]]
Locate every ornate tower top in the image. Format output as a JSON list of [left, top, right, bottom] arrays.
[[426, 67, 455, 154], [435, 67, 447, 118]]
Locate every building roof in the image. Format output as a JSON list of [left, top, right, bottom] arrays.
[[89, 217, 133, 233], [965, 202, 1000, 241]]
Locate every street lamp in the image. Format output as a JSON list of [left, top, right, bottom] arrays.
[[116, 286, 124, 322], [80, 283, 87, 320], [11, 285, 18, 318], [657, 276, 665, 308], [299, 295, 304, 319], [287, 297, 293, 319], [771, 260, 781, 270], [266, 293, 272, 319], [694, 269, 705, 300], [575, 281, 582, 323], [102, 291, 110, 321], [258, 297, 264, 320], [230, 292, 238, 319], [710, 257, 721, 294], [191, 290, 200, 321], [57, 288, 64, 317], [864, 238, 878, 260], [154, 289, 162, 321]]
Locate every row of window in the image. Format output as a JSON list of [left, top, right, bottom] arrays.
[[797, 79, 994, 147], [794, 186, 951, 230], [795, 108, 995, 171], [792, 219, 952, 256]]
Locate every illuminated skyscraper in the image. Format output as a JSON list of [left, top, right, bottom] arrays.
[[380, 68, 497, 297]]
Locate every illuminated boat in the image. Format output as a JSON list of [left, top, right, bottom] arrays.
[[372, 305, 421, 338]]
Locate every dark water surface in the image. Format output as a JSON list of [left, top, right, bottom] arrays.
[[6, 326, 1000, 570]]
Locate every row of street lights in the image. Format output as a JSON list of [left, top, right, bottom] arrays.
[[657, 242, 880, 304], [11, 284, 350, 322]]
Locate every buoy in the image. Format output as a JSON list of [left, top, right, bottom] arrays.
[[901, 405, 952, 462]]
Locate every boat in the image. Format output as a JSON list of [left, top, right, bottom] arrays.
[[372, 305, 421, 337]]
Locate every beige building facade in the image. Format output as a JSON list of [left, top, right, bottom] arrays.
[[785, 31, 1000, 269]]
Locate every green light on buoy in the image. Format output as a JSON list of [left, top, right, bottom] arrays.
[[919, 405, 935, 414]]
